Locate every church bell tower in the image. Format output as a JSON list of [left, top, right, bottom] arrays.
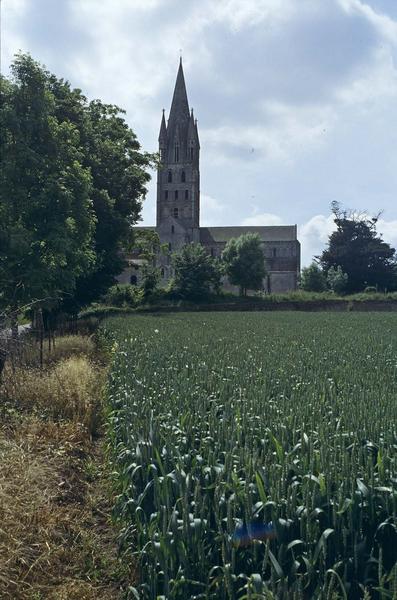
[[156, 59, 200, 250]]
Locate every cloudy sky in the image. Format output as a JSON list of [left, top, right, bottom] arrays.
[[2, 0, 397, 265]]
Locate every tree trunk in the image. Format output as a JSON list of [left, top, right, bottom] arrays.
[[11, 314, 18, 342], [0, 347, 6, 381]]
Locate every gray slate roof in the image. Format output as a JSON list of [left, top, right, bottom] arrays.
[[134, 225, 298, 243], [200, 226, 298, 243]]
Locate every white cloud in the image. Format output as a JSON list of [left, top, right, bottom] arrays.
[[338, 0, 397, 43], [209, 0, 297, 31], [299, 214, 336, 265], [335, 46, 397, 105], [1, 0, 29, 70], [201, 101, 336, 164], [377, 218, 397, 249]]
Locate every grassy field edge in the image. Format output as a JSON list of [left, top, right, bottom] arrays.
[[0, 333, 132, 600]]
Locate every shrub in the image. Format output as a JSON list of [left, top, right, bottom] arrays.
[[300, 262, 327, 292], [327, 265, 349, 294], [102, 284, 143, 308]]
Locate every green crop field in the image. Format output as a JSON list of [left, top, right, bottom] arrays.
[[103, 312, 397, 599]]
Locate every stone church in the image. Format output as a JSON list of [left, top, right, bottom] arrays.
[[121, 60, 300, 293]]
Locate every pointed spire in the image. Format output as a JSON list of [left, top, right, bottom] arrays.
[[194, 118, 200, 148], [168, 59, 190, 130], [187, 106, 200, 151], [158, 108, 167, 142], [187, 108, 196, 137]]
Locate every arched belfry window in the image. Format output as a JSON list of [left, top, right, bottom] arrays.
[[185, 190, 189, 200], [168, 171, 172, 183], [181, 171, 186, 183], [174, 142, 179, 162]]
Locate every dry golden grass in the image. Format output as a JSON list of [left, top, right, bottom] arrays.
[[1, 355, 105, 437], [43, 334, 96, 363], [0, 418, 128, 599], [18, 334, 97, 367], [0, 334, 131, 599]]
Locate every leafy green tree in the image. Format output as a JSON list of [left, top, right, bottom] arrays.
[[319, 202, 397, 293], [300, 263, 327, 292], [172, 243, 222, 300], [132, 229, 161, 264], [222, 233, 266, 296], [327, 265, 348, 295], [47, 73, 153, 309], [0, 53, 153, 318], [127, 229, 162, 301], [140, 264, 160, 301], [0, 54, 95, 320]]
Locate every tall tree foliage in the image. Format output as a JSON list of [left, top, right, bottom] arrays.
[[222, 233, 266, 296], [0, 54, 95, 316], [319, 202, 397, 293], [172, 243, 221, 300], [0, 53, 152, 317], [47, 69, 152, 309]]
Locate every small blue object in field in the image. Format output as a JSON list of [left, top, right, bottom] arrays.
[[232, 522, 276, 547]]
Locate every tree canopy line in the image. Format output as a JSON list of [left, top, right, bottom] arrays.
[[1, 53, 152, 324], [301, 202, 397, 294], [1, 54, 397, 326]]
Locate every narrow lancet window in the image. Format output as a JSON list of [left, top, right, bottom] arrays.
[[174, 142, 179, 162], [173, 207, 179, 218], [168, 171, 172, 183], [185, 190, 189, 200], [181, 171, 186, 183]]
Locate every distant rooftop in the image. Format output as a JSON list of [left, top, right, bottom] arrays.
[[201, 226, 298, 243], [134, 225, 298, 242]]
